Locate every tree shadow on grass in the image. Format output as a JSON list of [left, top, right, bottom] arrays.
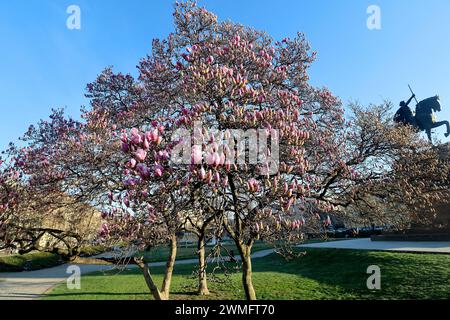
[[248, 248, 450, 299]]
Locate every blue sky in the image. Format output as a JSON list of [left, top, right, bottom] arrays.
[[1, 0, 449, 149]]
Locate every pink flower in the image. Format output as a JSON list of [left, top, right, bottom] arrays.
[[154, 164, 164, 177], [247, 178, 260, 192], [199, 167, 206, 180], [192, 145, 203, 164], [146, 129, 160, 143], [100, 224, 109, 236], [143, 137, 150, 149], [130, 128, 139, 136], [136, 164, 151, 180], [157, 150, 170, 162], [206, 170, 213, 184], [124, 178, 138, 187], [221, 175, 228, 187], [128, 158, 137, 168], [205, 152, 221, 167], [181, 53, 190, 61], [284, 198, 295, 212], [219, 153, 226, 165], [131, 133, 142, 145], [134, 149, 147, 161], [207, 55, 214, 64], [214, 171, 220, 183], [121, 142, 130, 153]]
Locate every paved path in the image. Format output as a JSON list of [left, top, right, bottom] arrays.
[[0, 249, 277, 300], [298, 238, 450, 254], [0, 264, 116, 300]]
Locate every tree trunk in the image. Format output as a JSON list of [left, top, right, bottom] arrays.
[[161, 234, 177, 299], [197, 237, 210, 295], [238, 244, 256, 300], [135, 258, 166, 300]]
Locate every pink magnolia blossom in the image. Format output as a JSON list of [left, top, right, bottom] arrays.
[[121, 142, 129, 153], [199, 167, 206, 180], [136, 163, 151, 180], [134, 149, 147, 162], [130, 128, 142, 145], [192, 145, 203, 164], [154, 164, 164, 177], [247, 178, 260, 193], [205, 152, 221, 167], [129, 158, 137, 168]]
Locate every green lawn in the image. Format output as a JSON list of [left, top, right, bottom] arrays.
[[44, 248, 450, 300], [0, 252, 63, 272]]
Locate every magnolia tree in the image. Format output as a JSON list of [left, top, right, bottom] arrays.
[[106, 2, 448, 300], [1, 106, 126, 256], [0, 156, 82, 256], [96, 1, 351, 300], [100, 126, 185, 300]]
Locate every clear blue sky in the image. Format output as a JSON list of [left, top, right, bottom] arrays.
[[1, 0, 450, 149]]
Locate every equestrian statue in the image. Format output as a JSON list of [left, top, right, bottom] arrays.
[[394, 85, 450, 143]]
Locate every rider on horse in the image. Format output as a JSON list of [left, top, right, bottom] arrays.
[[394, 93, 416, 126], [394, 89, 450, 142]]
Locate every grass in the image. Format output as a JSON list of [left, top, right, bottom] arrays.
[[44, 248, 450, 300], [0, 252, 63, 272]]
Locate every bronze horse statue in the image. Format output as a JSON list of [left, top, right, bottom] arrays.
[[395, 95, 450, 142], [415, 96, 450, 141]]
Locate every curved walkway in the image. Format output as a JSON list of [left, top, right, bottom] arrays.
[[0, 264, 116, 300], [298, 238, 450, 253]]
